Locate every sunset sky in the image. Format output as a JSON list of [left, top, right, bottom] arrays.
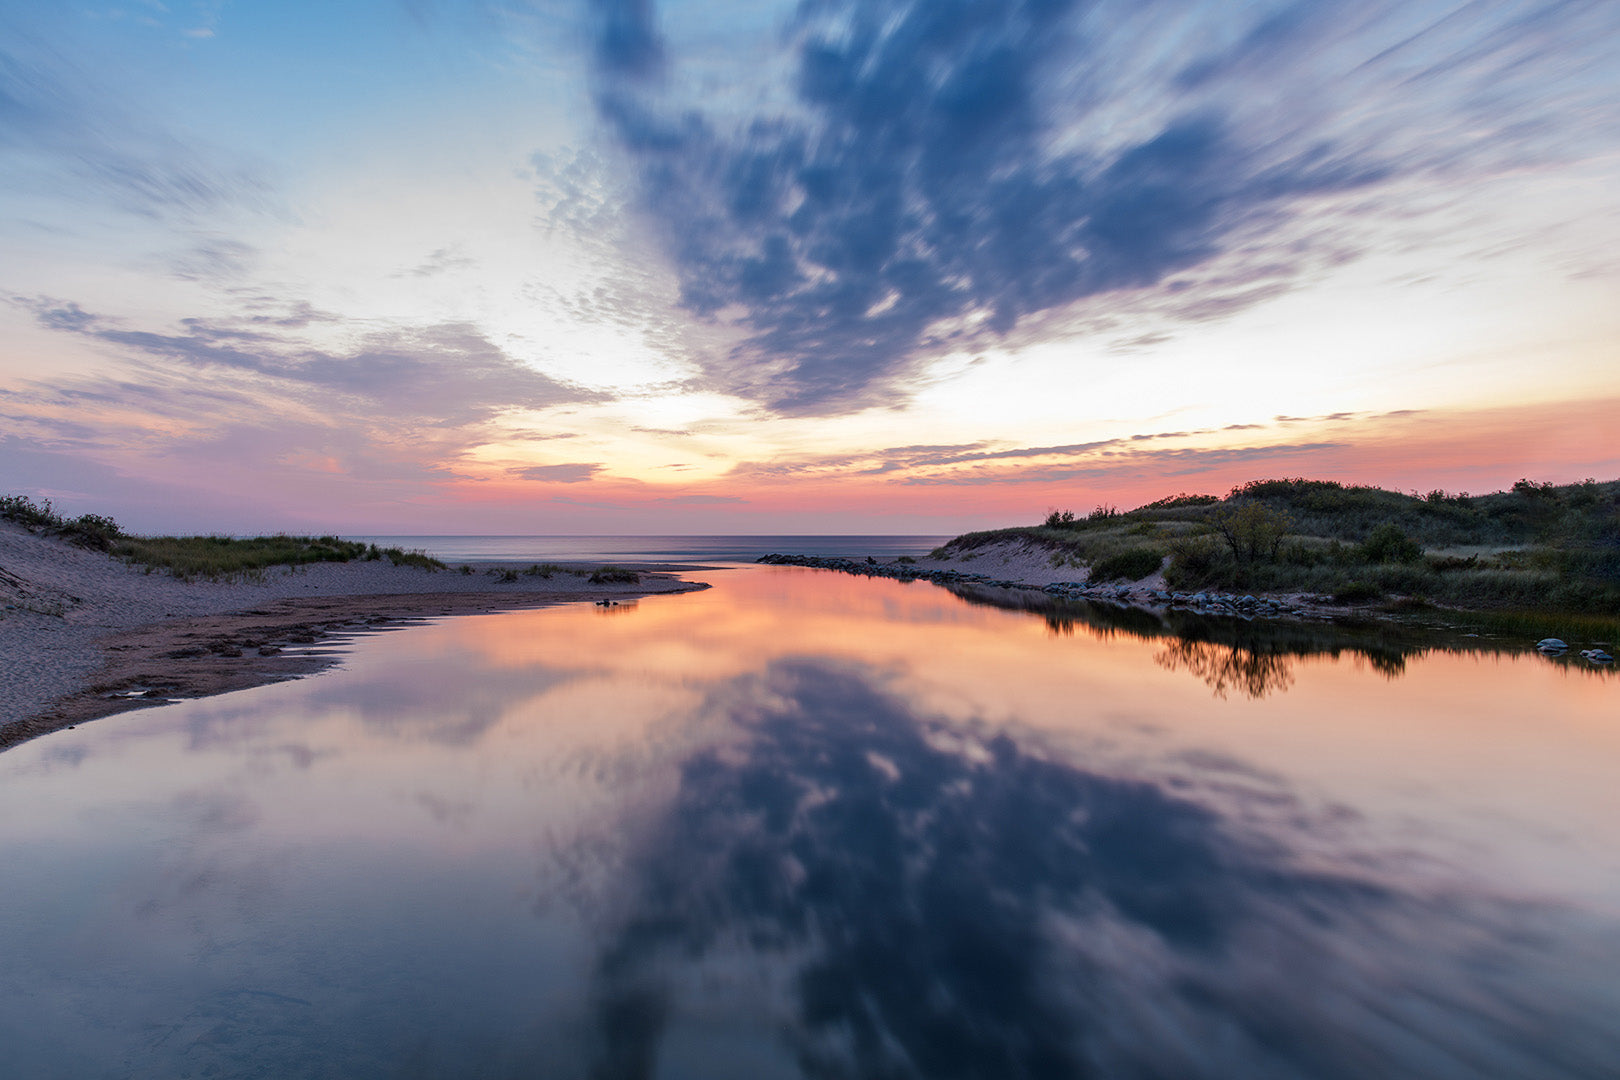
[[3, 0, 1617, 534]]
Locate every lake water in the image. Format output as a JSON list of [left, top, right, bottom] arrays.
[[351, 535, 953, 564], [1, 564, 1616, 1078]]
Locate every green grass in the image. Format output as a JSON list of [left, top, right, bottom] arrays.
[[5, 493, 447, 578], [111, 534, 445, 580], [588, 565, 640, 584]]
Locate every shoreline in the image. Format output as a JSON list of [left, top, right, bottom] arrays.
[[0, 520, 708, 751], [756, 543, 1620, 639], [0, 582, 707, 753]]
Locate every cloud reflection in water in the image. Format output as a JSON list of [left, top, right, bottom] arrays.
[[584, 658, 1618, 1079]]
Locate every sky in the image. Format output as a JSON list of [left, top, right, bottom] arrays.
[[2, 0, 1617, 535]]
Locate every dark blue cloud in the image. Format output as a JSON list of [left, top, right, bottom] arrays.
[[585, 0, 1620, 416]]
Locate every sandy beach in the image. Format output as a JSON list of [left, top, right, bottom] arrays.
[[0, 522, 706, 749]]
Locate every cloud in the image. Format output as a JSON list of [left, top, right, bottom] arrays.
[[586, 0, 1620, 416], [399, 245, 476, 278], [898, 442, 1348, 486], [6, 296, 613, 519], [654, 493, 745, 505], [0, 37, 266, 217], [23, 298, 601, 427], [513, 462, 603, 483]]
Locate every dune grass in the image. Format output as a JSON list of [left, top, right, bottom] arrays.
[[2, 495, 445, 579], [112, 535, 445, 580]]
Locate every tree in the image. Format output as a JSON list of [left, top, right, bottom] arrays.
[[1209, 502, 1291, 564]]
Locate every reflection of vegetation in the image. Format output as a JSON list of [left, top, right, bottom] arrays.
[[946, 582, 1430, 699], [939, 476, 1620, 615], [1155, 640, 1295, 699]]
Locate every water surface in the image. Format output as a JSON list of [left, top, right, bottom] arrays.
[[1, 566, 1616, 1078], [351, 534, 950, 564]]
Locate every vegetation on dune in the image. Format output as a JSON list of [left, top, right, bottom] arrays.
[[2, 495, 444, 579], [588, 565, 640, 584], [113, 536, 445, 580], [1, 494, 123, 551], [940, 477, 1620, 616]]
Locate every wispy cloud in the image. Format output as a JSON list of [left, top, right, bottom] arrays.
[[586, 0, 1620, 416], [22, 298, 602, 426], [0, 37, 266, 217], [512, 462, 603, 483]]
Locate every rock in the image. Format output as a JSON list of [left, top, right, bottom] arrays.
[[1537, 638, 1568, 652], [1580, 649, 1613, 663]]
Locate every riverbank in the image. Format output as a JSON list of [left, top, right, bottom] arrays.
[[759, 542, 1340, 619], [758, 539, 1620, 644], [0, 521, 706, 749]]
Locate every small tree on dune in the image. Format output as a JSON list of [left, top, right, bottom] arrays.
[[1209, 502, 1291, 564]]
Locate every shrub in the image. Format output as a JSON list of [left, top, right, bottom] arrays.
[[1164, 535, 1226, 589], [1135, 492, 1218, 511], [1043, 509, 1076, 527], [588, 565, 640, 584], [65, 513, 122, 550], [0, 494, 61, 530], [1209, 502, 1291, 563], [1333, 580, 1383, 603], [1358, 523, 1423, 564], [1089, 547, 1164, 582]]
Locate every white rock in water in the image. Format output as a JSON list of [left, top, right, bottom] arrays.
[[1537, 638, 1568, 651], [1580, 649, 1613, 663]]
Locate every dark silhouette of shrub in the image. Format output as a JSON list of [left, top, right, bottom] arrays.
[[1088, 547, 1164, 582], [1358, 523, 1423, 564]]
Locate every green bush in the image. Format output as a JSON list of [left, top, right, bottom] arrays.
[[1209, 502, 1292, 563], [1334, 580, 1383, 603], [1088, 547, 1165, 582], [1164, 535, 1227, 589], [1358, 523, 1423, 563], [1134, 492, 1218, 511]]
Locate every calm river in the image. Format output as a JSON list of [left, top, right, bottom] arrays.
[[1, 564, 1616, 1078]]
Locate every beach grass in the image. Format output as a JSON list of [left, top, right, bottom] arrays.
[[112, 535, 446, 580], [4, 493, 446, 579]]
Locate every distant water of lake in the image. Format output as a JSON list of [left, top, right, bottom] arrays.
[[1, 565, 1616, 1078], [350, 534, 952, 564]]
